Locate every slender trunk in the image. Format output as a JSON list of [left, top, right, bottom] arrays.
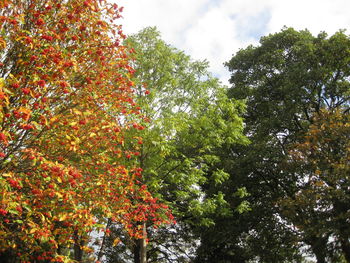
[[134, 147, 147, 263], [314, 252, 326, 263], [140, 222, 147, 263], [97, 219, 112, 261], [307, 236, 327, 263], [73, 230, 85, 262], [334, 201, 350, 263], [0, 251, 16, 263], [134, 222, 147, 263], [134, 240, 140, 263], [340, 237, 350, 263]]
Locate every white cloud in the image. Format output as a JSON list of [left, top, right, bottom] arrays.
[[116, 0, 350, 85], [267, 0, 350, 35], [117, 0, 209, 44]]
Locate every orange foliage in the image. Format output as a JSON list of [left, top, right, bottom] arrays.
[[0, 1, 172, 262]]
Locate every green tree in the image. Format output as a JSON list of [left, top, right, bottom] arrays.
[[201, 28, 350, 262], [101, 27, 248, 263]]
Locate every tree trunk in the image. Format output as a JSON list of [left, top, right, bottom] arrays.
[[340, 237, 350, 263], [140, 222, 147, 263], [0, 251, 16, 263], [73, 230, 85, 262], [134, 152, 147, 263], [307, 236, 327, 263], [134, 240, 140, 263], [314, 252, 326, 263], [334, 201, 350, 263], [97, 219, 112, 261], [134, 222, 147, 263]]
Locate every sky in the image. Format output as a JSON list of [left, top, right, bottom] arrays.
[[116, 0, 350, 85]]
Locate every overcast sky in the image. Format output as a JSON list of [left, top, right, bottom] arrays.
[[116, 0, 350, 85]]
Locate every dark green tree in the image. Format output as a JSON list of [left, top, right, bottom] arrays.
[[195, 28, 350, 262]]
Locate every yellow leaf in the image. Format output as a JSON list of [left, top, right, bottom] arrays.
[[40, 213, 45, 222], [50, 116, 58, 123], [113, 238, 120, 247], [73, 109, 82, 115], [0, 37, 6, 49], [58, 214, 67, 221], [83, 110, 93, 116], [18, 107, 31, 114]]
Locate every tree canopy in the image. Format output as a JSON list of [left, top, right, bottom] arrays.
[[212, 27, 350, 262], [103, 27, 248, 263], [0, 2, 171, 262], [1, 2, 350, 262]]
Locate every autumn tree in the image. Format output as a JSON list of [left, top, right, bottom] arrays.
[[284, 108, 350, 262], [101, 27, 248, 263], [0, 2, 171, 263], [196, 28, 350, 262]]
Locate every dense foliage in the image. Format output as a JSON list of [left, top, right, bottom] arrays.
[[1, 2, 349, 262], [102, 27, 247, 263], [195, 28, 350, 263], [0, 1, 171, 262]]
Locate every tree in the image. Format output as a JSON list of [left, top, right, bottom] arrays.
[[0, 2, 171, 262], [284, 108, 350, 262], [102, 27, 248, 263], [205, 28, 350, 262]]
